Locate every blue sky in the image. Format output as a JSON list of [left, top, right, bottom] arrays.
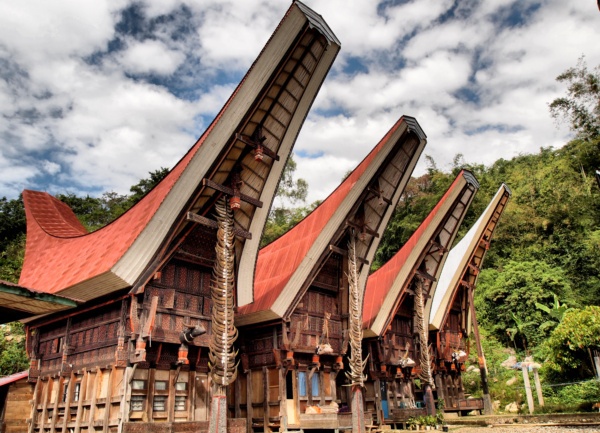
[[0, 0, 598, 203]]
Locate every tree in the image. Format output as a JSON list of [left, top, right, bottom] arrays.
[[274, 154, 308, 207], [535, 293, 572, 332], [549, 56, 600, 140], [0, 196, 25, 252], [542, 306, 600, 380], [0, 197, 26, 283], [261, 154, 310, 246], [474, 259, 575, 349], [128, 167, 169, 205], [506, 312, 535, 353], [0, 322, 29, 376]]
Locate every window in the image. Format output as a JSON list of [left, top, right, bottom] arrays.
[[311, 373, 320, 397], [153, 395, 167, 412], [155, 381, 168, 391], [131, 380, 147, 391], [73, 383, 81, 402], [298, 372, 307, 397], [175, 382, 187, 391], [62, 381, 69, 402], [175, 396, 187, 411], [131, 395, 144, 411]]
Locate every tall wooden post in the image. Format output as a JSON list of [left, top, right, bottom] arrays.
[[521, 367, 534, 415], [347, 235, 366, 433], [208, 198, 239, 433], [533, 369, 544, 407], [468, 287, 492, 414], [414, 278, 435, 416]]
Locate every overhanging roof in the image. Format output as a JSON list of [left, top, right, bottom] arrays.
[[363, 170, 479, 337], [0, 280, 78, 324], [429, 183, 511, 331], [0, 371, 28, 387], [19, 2, 340, 304], [237, 116, 427, 326]]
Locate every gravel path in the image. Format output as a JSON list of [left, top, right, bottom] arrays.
[[448, 425, 600, 433]]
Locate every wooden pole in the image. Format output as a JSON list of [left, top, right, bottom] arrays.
[[521, 367, 534, 415], [351, 387, 366, 433], [468, 288, 492, 414], [533, 369, 544, 407]]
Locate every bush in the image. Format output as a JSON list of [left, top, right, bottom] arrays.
[[543, 380, 600, 412]]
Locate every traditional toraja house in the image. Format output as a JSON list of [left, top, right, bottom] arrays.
[[362, 170, 479, 424], [4, 3, 341, 433], [429, 184, 511, 415], [234, 116, 427, 433]]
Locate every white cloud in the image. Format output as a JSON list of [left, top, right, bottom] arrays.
[[117, 39, 186, 75], [0, 0, 597, 205]]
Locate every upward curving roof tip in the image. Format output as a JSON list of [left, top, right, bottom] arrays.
[[20, 1, 341, 303], [429, 183, 511, 330], [363, 169, 479, 337], [22, 191, 88, 238], [237, 115, 427, 324]]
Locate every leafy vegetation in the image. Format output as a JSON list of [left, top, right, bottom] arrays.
[[0, 322, 29, 376]]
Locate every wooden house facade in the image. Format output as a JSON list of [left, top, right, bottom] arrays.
[[362, 171, 479, 424], [429, 184, 511, 414], [5, 3, 341, 433], [234, 117, 427, 433]]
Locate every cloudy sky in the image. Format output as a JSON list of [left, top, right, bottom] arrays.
[[1, 0, 598, 203]]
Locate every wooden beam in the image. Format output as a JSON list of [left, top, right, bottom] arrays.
[[235, 133, 280, 161], [246, 369, 253, 433], [328, 244, 369, 265], [262, 367, 270, 433], [415, 269, 436, 282], [88, 368, 101, 432], [468, 263, 480, 275], [429, 239, 448, 254], [102, 367, 113, 433], [367, 186, 392, 205], [49, 376, 61, 433], [460, 280, 475, 290], [28, 375, 42, 433], [346, 220, 379, 238], [202, 178, 263, 208], [61, 372, 75, 433], [186, 212, 252, 240]]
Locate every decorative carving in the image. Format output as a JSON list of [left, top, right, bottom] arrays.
[[208, 197, 239, 388]]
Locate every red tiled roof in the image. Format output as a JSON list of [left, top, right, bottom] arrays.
[[240, 117, 409, 317], [362, 171, 468, 329], [18, 3, 308, 297], [20, 139, 197, 295], [0, 371, 28, 387]]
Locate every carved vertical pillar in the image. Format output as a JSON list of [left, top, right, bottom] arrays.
[[208, 197, 239, 433], [347, 234, 366, 433]]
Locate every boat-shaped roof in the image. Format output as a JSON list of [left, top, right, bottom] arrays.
[[363, 170, 479, 337], [237, 116, 427, 325], [429, 183, 511, 330], [19, 1, 340, 303]]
